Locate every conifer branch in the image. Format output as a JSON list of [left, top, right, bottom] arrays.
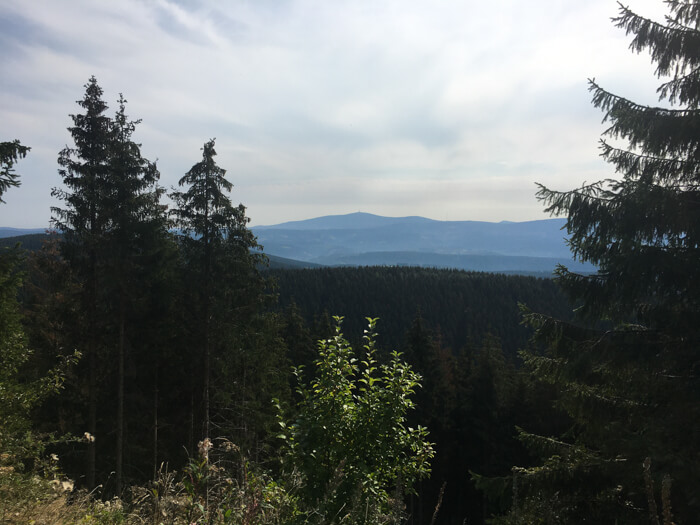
[[588, 79, 694, 117], [599, 140, 700, 185], [614, 3, 700, 78]]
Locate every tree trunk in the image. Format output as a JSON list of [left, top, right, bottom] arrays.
[[115, 303, 125, 495], [203, 183, 211, 440], [189, 391, 194, 456], [153, 354, 159, 482], [87, 241, 98, 490], [87, 337, 97, 489]]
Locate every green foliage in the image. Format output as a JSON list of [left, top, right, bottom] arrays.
[[0, 249, 78, 476], [0, 148, 77, 474], [0, 140, 30, 202], [0, 245, 41, 464], [278, 317, 434, 524]]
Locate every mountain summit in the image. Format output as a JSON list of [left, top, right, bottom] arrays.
[[253, 212, 435, 231]]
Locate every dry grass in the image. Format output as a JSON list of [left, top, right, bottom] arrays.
[[0, 445, 296, 525], [0, 468, 133, 525]]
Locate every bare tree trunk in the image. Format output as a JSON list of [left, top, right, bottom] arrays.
[[204, 300, 210, 440], [189, 392, 194, 456], [87, 337, 97, 489], [115, 304, 125, 495], [87, 245, 98, 490], [153, 355, 159, 482]]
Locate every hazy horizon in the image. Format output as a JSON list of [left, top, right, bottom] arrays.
[[0, 210, 570, 232]]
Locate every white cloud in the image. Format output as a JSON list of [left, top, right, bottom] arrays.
[[0, 0, 677, 227]]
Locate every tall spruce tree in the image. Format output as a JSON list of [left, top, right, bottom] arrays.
[[170, 139, 261, 443], [52, 77, 112, 488], [103, 95, 167, 495], [508, 3, 700, 523], [52, 78, 167, 492]]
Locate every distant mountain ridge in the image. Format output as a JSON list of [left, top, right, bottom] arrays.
[[1, 213, 593, 274], [251, 212, 592, 274], [253, 212, 435, 231], [0, 227, 47, 238]]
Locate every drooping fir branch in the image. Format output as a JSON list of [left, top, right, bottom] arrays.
[[666, 1, 700, 29], [616, 2, 700, 107], [511, 428, 632, 505], [615, 3, 700, 79], [657, 64, 700, 107], [519, 304, 601, 343], [539, 173, 700, 248], [554, 243, 700, 328], [521, 303, 667, 356], [536, 180, 620, 262], [600, 140, 700, 186], [513, 428, 577, 458], [589, 80, 700, 160], [588, 79, 691, 118], [0, 140, 30, 202], [536, 180, 616, 212]]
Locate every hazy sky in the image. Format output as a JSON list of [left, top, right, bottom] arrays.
[[0, 0, 670, 227]]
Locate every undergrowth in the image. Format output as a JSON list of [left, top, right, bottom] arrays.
[[0, 437, 297, 525]]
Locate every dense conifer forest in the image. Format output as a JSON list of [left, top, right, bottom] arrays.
[[269, 266, 576, 524], [269, 266, 573, 355], [2, 2, 699, 524]]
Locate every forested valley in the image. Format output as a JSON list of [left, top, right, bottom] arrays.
[[2, 2, 700, 524], [270, 266, 574, 523]]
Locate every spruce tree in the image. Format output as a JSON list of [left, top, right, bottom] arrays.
[[510, 3, 700, 523], [170, 139, 263, 444], [52, 78, 168, 492], [52, 77, 112, 488], [103, 95, 168, 495]]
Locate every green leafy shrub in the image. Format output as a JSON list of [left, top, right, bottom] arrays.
[[278, 317, 434, 524]]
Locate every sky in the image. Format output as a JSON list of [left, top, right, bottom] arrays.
[[0, 0, 671, 228]]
